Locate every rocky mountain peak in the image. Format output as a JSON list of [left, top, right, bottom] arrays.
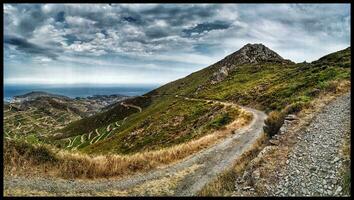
[[209, 43, 293, 85], [224, 43, 290, 65]]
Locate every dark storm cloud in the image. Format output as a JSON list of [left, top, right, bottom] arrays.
[[55, 11, 65, 22], [4, 35, 58, 59], [141, 5, 218, 23], [8, 4, 47, 38], [182, 21, 231, 37], [123, 16, 138, 23], [3, 4, 230, 57]]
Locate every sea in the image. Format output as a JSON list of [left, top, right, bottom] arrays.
[[3, 84, 160, 102]]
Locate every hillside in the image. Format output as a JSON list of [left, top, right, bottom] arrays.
[[3, 93, 127, 143], [152, 45, 350, 112], [55, 44, 350, 155], [13, 91, 71, 102], [3, 44, 351, 196]]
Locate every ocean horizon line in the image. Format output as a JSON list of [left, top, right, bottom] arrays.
[[3, 84, 159, 101]]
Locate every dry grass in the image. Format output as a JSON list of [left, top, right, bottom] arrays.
[[4, 110, 252, 179], [4, 188, 54, 197], [339, 126, 351, 196], [105, 163, 202, 196], [303, 79, 350, 111]]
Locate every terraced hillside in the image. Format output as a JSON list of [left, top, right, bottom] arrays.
[[3, 94, 127, 144], [81, 96, 250, 154], [53, 95, 250, 154]]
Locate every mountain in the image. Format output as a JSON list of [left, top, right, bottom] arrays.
[[151, 44, 350, 110], [13, 91, 70, 102], [223, 43, 291, 65], [53, 44, 350, 155], [209, 43, 293, 84]]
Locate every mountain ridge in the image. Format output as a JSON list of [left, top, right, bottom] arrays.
[[52, 45, 350, 155]]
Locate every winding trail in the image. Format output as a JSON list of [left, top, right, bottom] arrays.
[[66, 138, 72, 148], [67, 136, 79, 148], [122, 117, 128, 125], [120, 102, 142, 112], [88, 131, 93, 140], [95, 129, 101, 136], [115, 122, 120, 127], [94, 131, 107, 144], [106, 124, 111, 132], [72, 135, 87, 150], [90, 134, 99, 144], [4, 97, 267, 196]]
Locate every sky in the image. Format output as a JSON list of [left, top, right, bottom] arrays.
[[4, 4, 351, 85]]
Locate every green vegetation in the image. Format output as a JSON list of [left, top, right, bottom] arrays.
[[3, 46, 351, 184], [82, 96, 241, 155], [3, 102, 81, 141], [55, 96, 153, 139], [4, 46, 350, 159], [197, 62, 349, 113], [207, 113, 233, 130], [340, 127, 351, 196], [46, 46, 351, 155], [342, 169, 351, 195], [153, 48, 350, 114]]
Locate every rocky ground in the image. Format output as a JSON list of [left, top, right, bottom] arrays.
[[233, 92, 350, 197]]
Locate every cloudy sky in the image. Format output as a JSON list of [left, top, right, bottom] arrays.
[[4, 4, 350, 85]]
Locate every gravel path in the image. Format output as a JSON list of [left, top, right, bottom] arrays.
[[4, 99, 267, 196], [270, 93, 351, 196]]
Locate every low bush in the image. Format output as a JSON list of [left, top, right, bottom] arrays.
[[283, 101, 309, 115], [208, 113, 233, 129], [263, 111, 285, 138], [4, 139, 58, 169]]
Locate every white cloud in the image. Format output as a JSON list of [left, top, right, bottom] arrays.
[[4, 3, 351, 85], [65, 15, 97, 27]]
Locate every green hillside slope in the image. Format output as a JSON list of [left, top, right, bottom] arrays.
[[55, 44, 351, 155]]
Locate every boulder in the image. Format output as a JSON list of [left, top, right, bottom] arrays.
[[251, 169, 261, 184], [285, 114, 298, 121]]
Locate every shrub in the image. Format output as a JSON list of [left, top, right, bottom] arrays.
[[263, 111, 285, 138], [307, 88, 321, 97], [208, 113, 232, 129], [325, 81, 339, 93], [4, 139, 58, 168], [283, 101, 309, 115]]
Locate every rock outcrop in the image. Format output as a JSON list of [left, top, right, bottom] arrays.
[[210, 43, 293, 84]]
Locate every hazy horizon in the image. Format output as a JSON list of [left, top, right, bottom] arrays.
[[3, 83, 159, 100], [4, 4, 350, 85]]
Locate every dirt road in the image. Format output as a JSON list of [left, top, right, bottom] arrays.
[[4, 98, 267, 196]]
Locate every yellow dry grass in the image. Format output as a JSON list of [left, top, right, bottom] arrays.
[[5, 109, 252, 180], [101, 163, 202, 196]]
